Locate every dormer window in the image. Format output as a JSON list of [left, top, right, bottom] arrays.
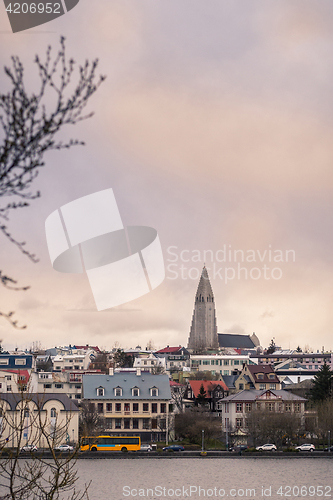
[[257, 374, 264, 380], [97, 387, 104, 396], [269, 374, 275, 379], [132, 387, 139, 397], [150, 387, 158, 397], [114, 387, 122, 397]]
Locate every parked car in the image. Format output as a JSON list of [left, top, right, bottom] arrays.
[[324, 446, 333, 452], [229, 445, 248, 452], [162, 445, 185, 452], [256, 443, 277, 452], [20, 444, 38, 453], [140, 444, 153, 452], [53, 444, 74, 452], [295, 443, 315, 452]]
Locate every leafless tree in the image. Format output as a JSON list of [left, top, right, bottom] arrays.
[[0, 36, 105, 328], [0, 391, 89, 500]]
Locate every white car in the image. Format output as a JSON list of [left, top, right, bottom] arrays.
[[20, 444, 38, 453], [295, 443, 315, 452], [140, 444, 152, 452], [54, 444, 74, 452], [256, 443, 277, 452]]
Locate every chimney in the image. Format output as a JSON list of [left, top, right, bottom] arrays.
[[109, 367, 114, 376], [136, 367, 141, 376]]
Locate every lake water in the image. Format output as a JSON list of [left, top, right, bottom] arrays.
[[74, 458, 333, 500]]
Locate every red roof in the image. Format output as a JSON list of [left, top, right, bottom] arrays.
[[156, 346, 182, 354], [189, 380, 228, 397], [74, 345, 101, 353], [170, 381, 184, 387], [2, 369, 30, 381]]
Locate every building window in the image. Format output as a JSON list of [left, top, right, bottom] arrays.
[[236, 418, 243, 428], [257, 374, 264, 380], [143, 403, 149, 412], [160, 403, 166, 413], [97, 403, 104, 414], [259, 384, 266, 390], [24, 408, 29, 418], [223, 370, 229, 375], [266, 402, 275, 412], [151, 418, 158, 429], [6, 386, 11, 391], [124, 403, 130, 412], [115, 419, 121, 429], [133, 418, 139, 429], [142, 419, 150, 429], [97, 387, 104, 396], [152, 403, 158, 413], [50, 408, 57, 418], [105, 418, 112, 429], [133, 403, 139, 412], [124, 419, 130, 429], [75, 384, 81, 389], [0, 359, 9, 365], [294, 403, 300, 413], [44, 384, 52, 389], [132, 387, 139, 397], [234, 360, 239, 365], [225, 402, 229, 413], [239, 383, 244, 390], [236, 403, 243, 413], [285, 403, 291, 412], [245, 403, 252, 412], [106, 403, 112, 412], [269, 374, 275, 379], [256, 402, 261, 410], [224, 360, 229, 365], [15, 359, 26, 365], [269, 384, 276, 390], [114, 387, 122, 397], [55, 384, 63, 389], [115, 403, 121, 412], [224, 417, 230, 430], [150, 388, 158, 397]]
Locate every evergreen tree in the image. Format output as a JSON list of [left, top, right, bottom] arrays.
[[309, 363, 333, 402], [196, 383, 207, 405], [266, 338, 276, 355]]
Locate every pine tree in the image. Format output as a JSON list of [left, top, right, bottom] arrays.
[[196, 383, 207, 405], [266, 338, 276, 355], [309, 363, 333, 402]]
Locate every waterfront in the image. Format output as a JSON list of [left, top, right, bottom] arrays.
[[74, 458, 332, 500]]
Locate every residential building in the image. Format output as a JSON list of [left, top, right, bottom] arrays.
[[235, 364, 281, 391], [220, 389, 307, 432], [252, 351, 333, 371], [185, 380, 228, 413], [82, 370, 171, 442], [155, 346, 190, 371], [190, 354, 253, 376], [133, 354, 166, 373]]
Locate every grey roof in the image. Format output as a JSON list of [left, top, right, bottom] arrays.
[[221, 375, 238, 389], [0, 393, 79, 411], [218, 334, 255, 349], [220, 389, 307, 402], [82, 372, 171, 400]]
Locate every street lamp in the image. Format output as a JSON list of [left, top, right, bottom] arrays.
[[202, 429, 204, 452]]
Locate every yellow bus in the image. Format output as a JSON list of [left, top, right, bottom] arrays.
[[80, 435, 141, 452]]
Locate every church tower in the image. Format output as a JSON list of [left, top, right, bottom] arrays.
[[187, 266, 218, 352]]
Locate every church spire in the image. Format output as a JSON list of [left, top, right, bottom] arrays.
[[187, 266, 218, 352]]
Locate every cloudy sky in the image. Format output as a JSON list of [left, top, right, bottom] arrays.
[[1, 0, 333, 352]]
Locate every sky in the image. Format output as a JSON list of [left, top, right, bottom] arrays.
[[1, 0, 333, 353]]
